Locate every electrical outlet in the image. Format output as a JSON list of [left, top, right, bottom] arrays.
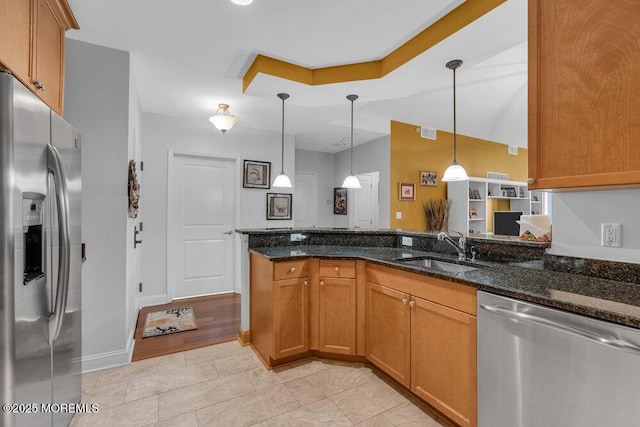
[[396, 212, 402, 220], [401, 236, 413, 247], [601, 223, 622, 248]]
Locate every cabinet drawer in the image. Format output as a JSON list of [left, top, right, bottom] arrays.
[[274, 260, 308, 280], [319, 259, 356, 278]]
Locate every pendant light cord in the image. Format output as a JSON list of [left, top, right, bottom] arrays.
[[350, 98, 354, 174], [281, 95, 285, 174], [452, 65, 457, 163]]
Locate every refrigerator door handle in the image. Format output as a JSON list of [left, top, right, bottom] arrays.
[[47, 143, 71, 345]]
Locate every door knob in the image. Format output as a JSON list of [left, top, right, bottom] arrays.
[[527, 178, 536, 185], [304, 280, 308, 286], [320, 281, 325, 286], [290, 267, 296, 273], [334, 266, 340, 272], [409, 301, 416, 308], [402, 298, 408, 305]]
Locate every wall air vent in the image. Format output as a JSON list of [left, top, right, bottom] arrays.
[[508, 145, 519, 155], [487, 171, 508, 180], [419, 126, 437, 140]]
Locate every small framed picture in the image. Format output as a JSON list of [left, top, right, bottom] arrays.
[[399, 182, 415, 201], [333, 188, 347, 215], [266, 193, 292, 220], [419, 171, 437, 186], [243, 160, 271, 189], [469, 207, 479, 218]]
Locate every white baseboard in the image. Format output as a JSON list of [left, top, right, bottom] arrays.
[[137, 294, 170, 310], [82, 329, 136, 373]]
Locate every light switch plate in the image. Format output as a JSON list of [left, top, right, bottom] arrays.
[[401, 236, 413, 247], [396, 211, 402, 219]]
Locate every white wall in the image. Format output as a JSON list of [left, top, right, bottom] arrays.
[[65, 39, 137, 370], [548, 189, 640, 264], [140, 112, 295, 303], [334, 135, 391, 228], [295, 149, 335, 227]]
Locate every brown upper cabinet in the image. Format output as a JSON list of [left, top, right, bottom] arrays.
[[528, 0, 640, 190], [0, 0, 79, 116]]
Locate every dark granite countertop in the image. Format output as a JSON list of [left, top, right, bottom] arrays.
[[251, 245, 640, 329]]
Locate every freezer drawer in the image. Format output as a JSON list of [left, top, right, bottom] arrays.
[[478, 291, 640, 427]]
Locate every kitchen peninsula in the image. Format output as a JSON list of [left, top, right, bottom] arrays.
[[238, 227, 640, 427]]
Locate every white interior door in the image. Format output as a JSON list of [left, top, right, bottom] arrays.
[[353, 172, 379, 228], [294, 171, 318, 227], [168, 153, 235, 299]]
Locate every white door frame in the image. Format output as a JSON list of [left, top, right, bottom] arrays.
[[166, 150, 239, 301]]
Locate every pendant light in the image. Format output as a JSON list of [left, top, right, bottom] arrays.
[[341, 94, 361, 189], [272, 93, 292, 188], [209, 104, 238, 135], [441, 59, 469, 182]]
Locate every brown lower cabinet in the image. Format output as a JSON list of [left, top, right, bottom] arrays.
[[250, 254, 476, 426]]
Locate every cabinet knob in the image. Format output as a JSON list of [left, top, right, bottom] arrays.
[[402, 298, 408, 305], [409, 301, 416, 308], [320, 280, 325, 286], [304, 280, 308, 286], [33, 80, 45, 91], [289, 267, 296, 273], [527, 177, 536, 185], [334, 266, 339, 272]]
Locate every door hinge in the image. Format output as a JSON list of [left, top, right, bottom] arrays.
[[139, 222, 143, 232], [140, 161, 144, 171], [138, 282, 143, 292]]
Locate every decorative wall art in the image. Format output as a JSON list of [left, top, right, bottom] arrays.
[[243, 159, 271, 189], [266, 193, 292, 220], [333, 188, 347, 215], [399, 182, 416, 201], [419, 171, 438, 186], [128, 159, 140, 218]]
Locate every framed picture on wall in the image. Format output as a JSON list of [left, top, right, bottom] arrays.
[[399, 182, 416, 201], [419, 171, 437, 186], [243, 159, 271, 189], [333, 188, 347, 215], [266, 193, 292, 220]]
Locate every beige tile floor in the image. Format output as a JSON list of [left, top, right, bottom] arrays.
[[71, 340, 446, 427]]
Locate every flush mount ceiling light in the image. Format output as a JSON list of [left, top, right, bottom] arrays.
[[230, 0, 253, 5], [441, 59, 469, 182], [272, 93, 292, 188], [341, 94, 361, 189], [209, 104, 238, 135]]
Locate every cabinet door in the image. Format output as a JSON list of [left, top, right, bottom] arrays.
[[0, 0, 33, 81], [318, 277, 356, 355], [33, 0, 65, 114], [365, 281, 411, 387], [272, 277, 309, 360], [411, 296, 477, 427], [529, 0, 640, 189]]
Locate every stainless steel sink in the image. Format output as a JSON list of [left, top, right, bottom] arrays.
[[396, 257, 479, 273]]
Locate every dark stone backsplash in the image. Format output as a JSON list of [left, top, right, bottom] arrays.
[[545, 254, 640, 285]]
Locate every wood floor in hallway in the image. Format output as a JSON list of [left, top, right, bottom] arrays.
[[131, 293, 241, 362]]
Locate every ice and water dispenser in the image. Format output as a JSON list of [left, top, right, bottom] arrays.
[[22, 192, 45, 285]]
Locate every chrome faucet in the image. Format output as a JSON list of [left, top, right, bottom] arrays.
[[437, 231, 466, 261]]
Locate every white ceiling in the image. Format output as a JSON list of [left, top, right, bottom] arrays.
[[67, 0, 527, 152]]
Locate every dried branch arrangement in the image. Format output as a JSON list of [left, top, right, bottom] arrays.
[[422, 199, 451, 232]]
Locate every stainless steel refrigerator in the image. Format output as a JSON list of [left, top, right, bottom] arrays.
[[0, 71, 81, 427]]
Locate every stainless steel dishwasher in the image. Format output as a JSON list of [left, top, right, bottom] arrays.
[[478, 291, 640, 427]]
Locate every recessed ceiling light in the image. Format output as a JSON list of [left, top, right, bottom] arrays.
[[230, 0, 253, 5]]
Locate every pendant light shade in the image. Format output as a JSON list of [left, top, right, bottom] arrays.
[[230, 0, 253, 5], [341, 94, 361, 189], [441, 59, 469, 182], [273, 93, 292, 188], [209, 104, 238, 134]]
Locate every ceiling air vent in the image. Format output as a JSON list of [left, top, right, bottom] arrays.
[[419, 126, 437, 140], [508, 145, 519, 155]]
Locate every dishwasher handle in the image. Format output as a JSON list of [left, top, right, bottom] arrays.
[[480, 304, 640, 356]]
